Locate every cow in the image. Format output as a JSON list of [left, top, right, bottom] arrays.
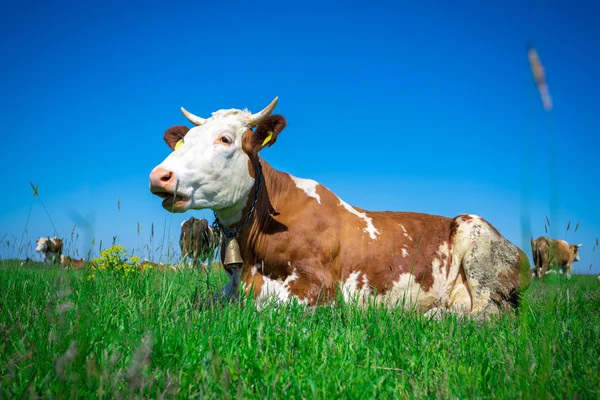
[[61, 255, 85, 269], [530, 236, 581, 279], [149, 97, 531, 316], [180, 217, 220, 268], [35, 237, 63, 265]]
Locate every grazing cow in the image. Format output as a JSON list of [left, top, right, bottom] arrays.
[[61, 255, 85, 269], [180, 217, 220, 267], [149, 98, 531, 316], [530, 236, 581, 279], [35, 237, 63, 265]]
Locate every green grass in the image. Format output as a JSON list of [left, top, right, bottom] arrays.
[[1, 260, 599, 399]]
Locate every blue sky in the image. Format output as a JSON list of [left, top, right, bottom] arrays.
[[1, 1, 599, 273]]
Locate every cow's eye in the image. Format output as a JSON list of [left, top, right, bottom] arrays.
[[215, 134, 232, 145]]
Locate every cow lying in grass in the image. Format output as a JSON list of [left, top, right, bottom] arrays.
[[149, 98, 531, 316], [35, 237, 63, 265], [530, 236, 581, 279], [61, 255, 85, 269]]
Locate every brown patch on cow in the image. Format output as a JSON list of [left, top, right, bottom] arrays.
[[242, 267, 265, 297], [164, 125, 190, 150], [370, 216, 454, 294], [61, 256, 85, 269], [48, 238, 63, 253], [416, 273, 434, 292]]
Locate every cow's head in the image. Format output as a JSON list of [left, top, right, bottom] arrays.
[[149, 97, 286, 226], [570, 243, 582, 262], [35, 237, 46, 253]]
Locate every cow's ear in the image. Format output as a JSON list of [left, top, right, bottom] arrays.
[[244, 115, 287, 153], [164, 125, 190, 150]]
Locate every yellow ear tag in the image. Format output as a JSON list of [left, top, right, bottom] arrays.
[[174, 139, 184, 150], [262, 131, 274, 147]]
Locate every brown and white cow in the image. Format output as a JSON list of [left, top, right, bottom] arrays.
[[35, 237, 63, 265], [149, 98, 531, 316], [180, 217, 220, 267], [61, 255, 85, 269], [530, 236, 581, 279]]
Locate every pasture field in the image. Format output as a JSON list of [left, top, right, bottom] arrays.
[[1, 260, 599, 399]]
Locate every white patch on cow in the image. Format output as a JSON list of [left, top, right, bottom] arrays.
[[290, 175, 321, 204], [341, 271, 360, 302], [397, 224, 413, 241], [340, 271, 372, 306], [362, 273, 369, 288], [448, 214, 518, 314], [378, 273, 423, 309], [401, 248, 409, 258], [256, 268, 305, 308], [337, 197, 380, 240]]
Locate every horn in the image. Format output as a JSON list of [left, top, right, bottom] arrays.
[[181, 107, 206, 126], [248, 97, 278, 127]]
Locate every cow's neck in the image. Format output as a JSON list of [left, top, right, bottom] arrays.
[[213, 158, 265, 237], [217, 160, 294, 268]]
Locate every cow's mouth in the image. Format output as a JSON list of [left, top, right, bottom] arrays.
[[154, 191, 191, 212]]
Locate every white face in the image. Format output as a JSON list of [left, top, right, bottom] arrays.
[[151, 109, 255, 220], [35, 237, 48, 252]]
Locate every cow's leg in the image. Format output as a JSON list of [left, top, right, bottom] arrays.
[[535, 246, 543, 279], [531, 239, 541, 279], [208, 265, 242, 305], [540, 245, 550, 280], [452, 215, 527, 317], [565, 262, 572, 280]]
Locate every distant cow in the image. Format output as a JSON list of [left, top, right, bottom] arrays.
[[150, 97, 531, 316], [35, 237, 63, 265], [61, 255, 85, 269], [530, 236, 581, 279], [179, 217, 220, 267]]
